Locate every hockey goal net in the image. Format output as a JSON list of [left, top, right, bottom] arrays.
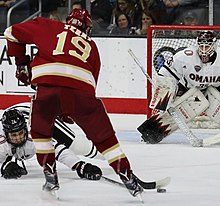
[[147, 25, 220, 129]]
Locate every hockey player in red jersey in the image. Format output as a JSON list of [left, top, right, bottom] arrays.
[[4, 9, 143, 198], [138, 31, 220, 145]]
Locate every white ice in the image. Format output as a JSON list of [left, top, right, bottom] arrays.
[[1, 114, 220, 206]]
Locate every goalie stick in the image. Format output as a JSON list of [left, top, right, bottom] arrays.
[[128, 48, 156, 88], [101, 176, 171, 190], [167, 107, 202, 147], [128, 49, 217, 147], [203, 133, 220, 146]]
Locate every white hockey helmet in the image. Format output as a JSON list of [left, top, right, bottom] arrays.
[[196, 31, 217, 63]]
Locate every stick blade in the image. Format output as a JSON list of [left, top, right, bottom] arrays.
[[203, 133, 220, 146], [156, 176, 171, 189]]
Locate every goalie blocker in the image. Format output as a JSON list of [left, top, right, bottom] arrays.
[[138, 87, 210, 144]]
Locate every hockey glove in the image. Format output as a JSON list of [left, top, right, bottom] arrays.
[[73, 161, 102, 180], [1, 161, 28, 179], [15, 55, 32, 86]]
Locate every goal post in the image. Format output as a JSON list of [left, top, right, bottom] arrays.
[[147, 25, 220, 128]]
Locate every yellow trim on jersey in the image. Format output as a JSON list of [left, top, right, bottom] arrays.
[[102, 143, 127, 165], [32, 63, 96, 88], [33, 138, 52, 142], [33, 138, 54, 151], [102, 143, 120, 155], [36, 149, 55, 154], [108, 154, 126, 165]]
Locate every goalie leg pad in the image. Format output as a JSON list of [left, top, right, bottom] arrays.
[[138, 87, 209, 143], [173, 87, 209, 123], [204, 86, 220, 124]]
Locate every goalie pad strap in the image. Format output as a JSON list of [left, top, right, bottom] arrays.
[[204, 86, 220, 123]]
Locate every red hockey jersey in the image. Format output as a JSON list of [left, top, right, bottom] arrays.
[[4, 17, 101, 94]]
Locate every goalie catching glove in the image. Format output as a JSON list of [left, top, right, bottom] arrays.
[[73, 161, 102, 180], [1, 161, 28, 179], [15, 55, 32, 86]]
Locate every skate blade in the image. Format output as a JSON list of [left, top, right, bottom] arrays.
[[136, 193, 144, 203], [51, 188, 59, 200]]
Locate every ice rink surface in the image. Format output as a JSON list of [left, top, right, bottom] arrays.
[[0, 114, 220, 206]]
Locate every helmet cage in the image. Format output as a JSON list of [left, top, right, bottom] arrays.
[[197, 31, 217, 63], [1, 109, 28, 147]]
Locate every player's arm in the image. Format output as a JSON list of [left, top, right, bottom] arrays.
[[158, 55, 181, 82], [90, 41, 101, 83], [151, 52, 191, 112], [4, 19, 40, 85], [150, 56, 181, 112], [158, 50, 190, 91], [54, 142, 102, 180], [53, 118, 103, 159], [53, 119, 102, 180], [4, 34, 31, 85]]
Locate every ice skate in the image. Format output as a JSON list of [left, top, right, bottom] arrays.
[[119, 170, 143, 199], [42, 163, 59, 199]]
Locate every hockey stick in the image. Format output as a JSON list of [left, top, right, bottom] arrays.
[[101, 176, 124, 188], [203, 133, 220, 146], [101, 176, 171, 190], [128, 48, 156, 88], [128, 49, 202, 147], [101, 176, 144, 202], [167, 107, 202, 147]]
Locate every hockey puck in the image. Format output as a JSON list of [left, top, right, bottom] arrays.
[[157, 188, 166, 193]]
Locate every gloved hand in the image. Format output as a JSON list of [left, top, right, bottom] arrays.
[[1, 161, 28, 179], [15, 55, 32, 85], [73, 161, 102, 180]]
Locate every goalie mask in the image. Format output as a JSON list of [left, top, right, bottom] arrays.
[[1, 109, 28, 147], [197, 31, 217, 63], [66, 8, 92, 35]]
